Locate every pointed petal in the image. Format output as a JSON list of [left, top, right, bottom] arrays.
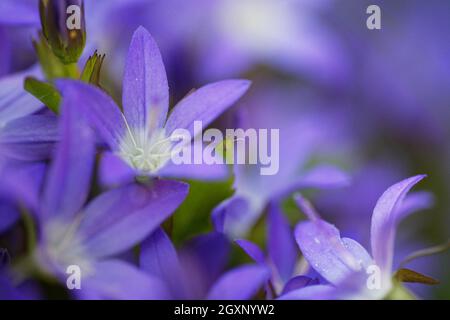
[[165, 80, 250, 136], [140, 228, 185, 298], [235, 239, 265, 265], [56, 80, 125, 151], [267, 203, 297, 282], [42, 93, 95, 220], [295, 219, 372, 285], [0, 114, 58, 161], [78, 180, 188, 258], [122, 26, 169, 132], [80, 259, 170, 299], [207, 264, 269, 300], [370, 175, 427, 275]]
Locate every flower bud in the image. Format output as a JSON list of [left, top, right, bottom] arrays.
[[39, 0, 86, 64]]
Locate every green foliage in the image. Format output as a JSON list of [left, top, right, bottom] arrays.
[[171, 177, 234, 245], [24, 77, 61, 113]]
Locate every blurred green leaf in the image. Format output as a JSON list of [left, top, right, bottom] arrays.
[[171, 178, 234, 245], [24, 77, 61, 113]]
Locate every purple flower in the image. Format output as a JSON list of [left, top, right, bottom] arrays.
[[15, 88, 190, 299], [140, 229, 270, 300], [236, 202, 320, 298], [212, 87, 351, 238], [57, 26, 250, 184], [280, 175, 431, 299]]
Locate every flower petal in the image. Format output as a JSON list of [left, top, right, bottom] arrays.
[[42, 93, 95, 220], [295, 219, 371, 285], [207, 264, 269, 300], [278, 284, 338, 300], [235, 239, 265, 265], [267, 202, 297, 283], [370, 175, 427, 275], [122, 26, 169, 132], [79, 259, 170, 300], [165, 80, 250, 136], [78, 180, 188, 258], [0, 114, 58, 161], [97, 151, 135, 188], [158, 161, 229, 181], [140, 228, 185, 299], [56, 80, 125, 151], [0, 66, 42, 126]]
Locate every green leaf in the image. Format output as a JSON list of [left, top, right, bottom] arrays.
[[394, 268, 439, 285], [80, 50, 105, 86], [24, 77, 61, 113]]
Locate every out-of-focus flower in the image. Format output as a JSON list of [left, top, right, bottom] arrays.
[[57, 26, 250, 183], [140, 228, 269, 300], [280, 175, 431, 299], [7, 89, 190, 299], [236, 202, 319, 298], [212, 86, 352, 238]]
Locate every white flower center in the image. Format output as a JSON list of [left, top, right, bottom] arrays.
[[118, 125, 173, 174], [43, 217, 93, 276]]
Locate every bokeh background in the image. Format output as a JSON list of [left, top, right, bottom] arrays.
[[1, 0, 449, 299]]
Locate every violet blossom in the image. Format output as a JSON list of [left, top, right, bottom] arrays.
[[57, 26, 250, 184], [280, 175, 432, 299]]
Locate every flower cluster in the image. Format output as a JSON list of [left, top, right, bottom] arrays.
[[0, 0, 448, 300]]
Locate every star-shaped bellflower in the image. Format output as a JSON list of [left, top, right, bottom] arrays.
[[279, 175, 432, 299], [57, 26, 250, 184], [10, 88, 190, 299]]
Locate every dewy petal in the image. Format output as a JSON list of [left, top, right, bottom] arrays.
[[78, 180, 188, 259], [122, 26, 169, 132], [0, 66, 42, 127], [164, 79, 251, 137], [140, 228, 185, 299], [56, 80, 126, 151], [79, 259, 170, 300], [207, 264, 269, 300], [281, 276, 320, 295], [295, 219, 371, 285], [370, 174, 427, 275], [42, 93, 95, 221], [0, 114, 58, 161], [267, 202, 297, 283]]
